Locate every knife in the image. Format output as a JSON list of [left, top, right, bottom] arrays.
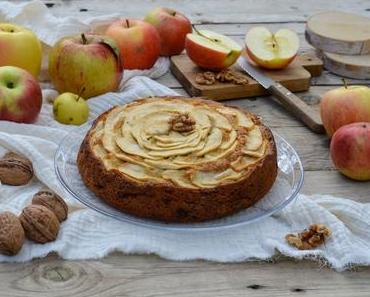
[[238, 57, 325, 134]]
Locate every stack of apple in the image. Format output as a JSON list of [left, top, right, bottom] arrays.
[[0, 7, 194, 125], [320, 84, 370, 181]]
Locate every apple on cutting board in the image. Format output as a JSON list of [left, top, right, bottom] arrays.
[[0, 23, 42, 78], [245, 27, 299, 70], [144, 7, 192, 56], [105, 19, 161, 70], [0, 66, 42, 123], [48, 34, 122, 99], [185, 29, 242, 71]]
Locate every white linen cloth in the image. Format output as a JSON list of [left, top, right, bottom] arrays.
[[0, 0, 369, 271]]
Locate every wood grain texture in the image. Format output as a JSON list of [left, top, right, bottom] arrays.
[[306, 11, 370, 55], [2, 1, 370, 296], [322, 52, 370, 79], [1, 253, 370, 297]]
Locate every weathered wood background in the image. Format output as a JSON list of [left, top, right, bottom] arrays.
[[1, 0, 370, 296]]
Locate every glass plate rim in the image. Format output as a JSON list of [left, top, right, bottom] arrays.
[[54, 122, 304, 231]]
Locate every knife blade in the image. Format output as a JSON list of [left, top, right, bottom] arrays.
[[238, 57, 325, 134]]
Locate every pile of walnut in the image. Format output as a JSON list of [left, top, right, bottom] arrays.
[[0, 152, 69, 256], [286, 224, 331, 250], [195, 69, 249, 86]]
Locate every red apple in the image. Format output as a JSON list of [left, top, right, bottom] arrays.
[[144, 7, 192, 56], [245, 27, 299, 70], [330, 122, 370, 181], [0, 66, 42, 123], [105, 19, 160, 69], [320, 85, 370, 137], [0, 23, 42, 78], [49, 34, 122, 99], [185, 29, 241, 71]]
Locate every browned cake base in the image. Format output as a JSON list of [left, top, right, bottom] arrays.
[[77, 97, 278, 223]]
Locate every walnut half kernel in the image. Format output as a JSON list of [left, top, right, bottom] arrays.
[[286, 224, 331, 250], [169, 113, 196, 133]]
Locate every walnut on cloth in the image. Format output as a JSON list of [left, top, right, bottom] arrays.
[[286, 224, 331, 250]]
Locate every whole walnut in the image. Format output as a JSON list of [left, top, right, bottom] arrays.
[[0, 152, 33, 186], [0, 212, 25, 255], [19, 205, 60, 244], [32, 189, 68, 222]]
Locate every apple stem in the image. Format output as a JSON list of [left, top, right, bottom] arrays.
[[126, 19, 130, 28], [192, 25, 219, 42], [342, 78, 348, 89], [77, 87, 86, 102], [171, 11, 176, 16], [81, 33, 87, 45]]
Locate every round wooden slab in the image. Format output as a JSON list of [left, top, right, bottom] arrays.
[[322, 52, 370, 79], [306, 11, 370, 55]]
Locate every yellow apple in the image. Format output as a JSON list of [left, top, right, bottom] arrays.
[[0, 23, 42, 78], [49, 34, 122, 98], [185, 29, 241, 71], [245, 27, 299, 70], [53, 92, 89, 125]]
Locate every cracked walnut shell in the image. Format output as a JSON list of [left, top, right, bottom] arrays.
[[19, 205, 60, 244], [0, 212, 25, 256], [0, 152, 33, 186], [32, 189, 68, 222]]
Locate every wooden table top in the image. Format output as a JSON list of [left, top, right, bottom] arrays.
[[1, 0, 370, 296]]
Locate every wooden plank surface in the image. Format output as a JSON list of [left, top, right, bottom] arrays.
[[2, 0, 370, 296]]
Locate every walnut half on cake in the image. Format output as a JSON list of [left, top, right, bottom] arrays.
[[77, 97, 278, 223]]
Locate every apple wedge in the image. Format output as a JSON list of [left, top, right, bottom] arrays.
[[245, 27, 299, 70], [185, 29, 242, 71]]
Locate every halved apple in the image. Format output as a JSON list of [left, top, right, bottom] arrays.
[[185, 29, 242, 71], [245, 27, 299, 70]]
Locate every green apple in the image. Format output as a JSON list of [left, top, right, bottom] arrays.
[[53, 92, 89, 125]]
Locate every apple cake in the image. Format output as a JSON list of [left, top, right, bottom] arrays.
[[77, 97, 278, 223]]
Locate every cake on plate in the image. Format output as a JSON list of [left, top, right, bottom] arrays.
[[77, 97, 278, 222]]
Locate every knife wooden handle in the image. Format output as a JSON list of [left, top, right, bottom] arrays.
[[269, 83, 325, 134]]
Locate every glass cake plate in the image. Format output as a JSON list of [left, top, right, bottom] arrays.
[[55, 122, 304, 231]]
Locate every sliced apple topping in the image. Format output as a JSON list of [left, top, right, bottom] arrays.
[[93, 97, 270, 189]]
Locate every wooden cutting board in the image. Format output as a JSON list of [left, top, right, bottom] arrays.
[[306, 11, 370, 55], [170, 53, 323, 101]]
